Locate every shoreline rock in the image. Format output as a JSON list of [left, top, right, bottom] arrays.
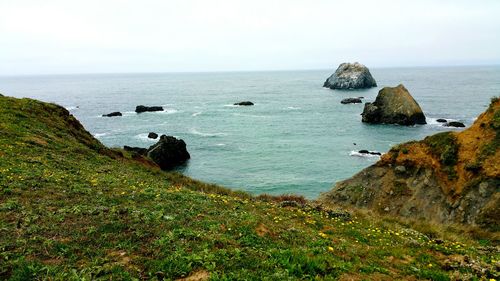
[[361, 84, 426, 125], [323, 62, 377, 90], [148, 132, 158, 139], [135, 105, 164, 113], [444, 121, 465, 128]]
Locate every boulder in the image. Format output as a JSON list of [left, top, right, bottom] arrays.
[[102, 111, 122, 117], [148, 132, 158, 139], [361, 84, 426, 125], [436, 118, 447, 123], [135, 105, 164, 113], [341, 98, 362, 104], [323, 62, 377, 90], [123, 146, 147, 155], [147, 135, 190, 170], [445, 121, 465, 128], [234, 101, 254, 106]]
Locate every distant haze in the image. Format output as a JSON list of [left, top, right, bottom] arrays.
[[1, 0, 500, 75]]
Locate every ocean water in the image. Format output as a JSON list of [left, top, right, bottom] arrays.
[[1, 66, 499, 198]]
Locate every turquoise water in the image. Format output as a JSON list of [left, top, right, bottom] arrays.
[[1, 66, 499, 198]]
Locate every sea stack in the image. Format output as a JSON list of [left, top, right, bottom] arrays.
[[323, 62, 377, 90], [361, 84, 426, 125]]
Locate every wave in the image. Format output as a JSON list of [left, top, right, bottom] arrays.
[[232, 113, 268, 118], [135, 133, 157, 142], [65, 106, 78, 111], [223, 104, 239, 107], [349, 150, 382, 158], [158, 108, 179, 114], [192, 111, 202, 117], [94, 133, 107, 138], [286, 106, 301, 110], [189, 128, 227, 137]]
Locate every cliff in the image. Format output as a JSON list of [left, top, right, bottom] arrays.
[[0, 95, 498, 279], [320, 98, 500, 230]]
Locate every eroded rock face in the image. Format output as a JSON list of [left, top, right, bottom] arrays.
[[147, 135, 190, 170], [361, 84, 426, 125], [323, 62, 377, 90], [319, 98, 500, 229]]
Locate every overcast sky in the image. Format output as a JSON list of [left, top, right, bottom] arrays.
[[1, 0, 499, 75]]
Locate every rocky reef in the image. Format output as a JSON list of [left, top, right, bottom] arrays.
[[323, 62, 377, 90], [320, 98, 500, 229], [361, 84, 426, 125]]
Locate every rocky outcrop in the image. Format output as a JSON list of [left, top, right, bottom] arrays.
[[361, 84, 426, 125], [102, 112, 122, 117], [148, 132, 158, 139], [234, 101, 254, 106], [135, 105, 164, 113], [323, 62, 377, 90], [341, 98, 362, 104], [319, 98, 500, 229], [147, 135, 190, 170], [436, 119, 447, 123]]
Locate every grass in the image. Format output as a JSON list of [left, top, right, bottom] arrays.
[[0, 95, 499, 280]]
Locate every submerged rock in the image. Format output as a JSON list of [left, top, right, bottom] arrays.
[[445, 121, 466, 128], [361, 84, 426, 125], [148, 132, 158, 139], [102, 112, 122, 117], [341, 98, 362, 104], [436, 118, 447, 123], [147, 135, 190, 170], [234, 101, 254, 106], [135, 105, 164, 113], [358, 150, 382, 155], [323, 62, 377, 90]]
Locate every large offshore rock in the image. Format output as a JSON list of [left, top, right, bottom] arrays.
[[323, 62, 377, 90], [147, 135, 190, 170], [361, 84, 426, 125]]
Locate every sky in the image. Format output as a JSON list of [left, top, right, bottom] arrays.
[[1, 0, 500, 75]]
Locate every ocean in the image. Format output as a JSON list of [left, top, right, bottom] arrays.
[[1, 66, 499, 198]]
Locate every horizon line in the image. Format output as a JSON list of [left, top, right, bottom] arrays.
[[1, 62, 499, 78]]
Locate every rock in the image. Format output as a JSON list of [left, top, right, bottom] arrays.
[[358, 150, 381, 155], [361, 84, 426, 125], [341, 98, 362, 104], [234, 101, 254, 106], [102, 111, 122, 117], [148, 132, 158, 139], [147, 135, 190, 170], [445, 121, 465, 128], [436, 118, 447, 123], [123, 146, 147, 155], [395, 165, 406, 173], [135, 105, 164, 113], [323, 62, 377, 90]]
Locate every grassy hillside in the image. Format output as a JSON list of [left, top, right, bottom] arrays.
[[0, 95, 498, 280]]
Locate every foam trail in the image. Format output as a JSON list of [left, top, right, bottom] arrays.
[[189, 128, 227, 137]]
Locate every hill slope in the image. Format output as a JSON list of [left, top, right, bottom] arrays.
[[320, 98, 500, 230], [0, 95, 498, 280]]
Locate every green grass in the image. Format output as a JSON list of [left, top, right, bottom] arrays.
[[0, 95, 499, 280]]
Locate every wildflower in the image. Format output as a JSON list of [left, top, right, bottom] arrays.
[[319, 232, 328, 238], [327, 246, 334, 252]]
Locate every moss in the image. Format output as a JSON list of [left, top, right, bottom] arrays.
[[423, 132, 459, 178]]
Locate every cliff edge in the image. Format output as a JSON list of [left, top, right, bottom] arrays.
[[320, 97, 499, 230]]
